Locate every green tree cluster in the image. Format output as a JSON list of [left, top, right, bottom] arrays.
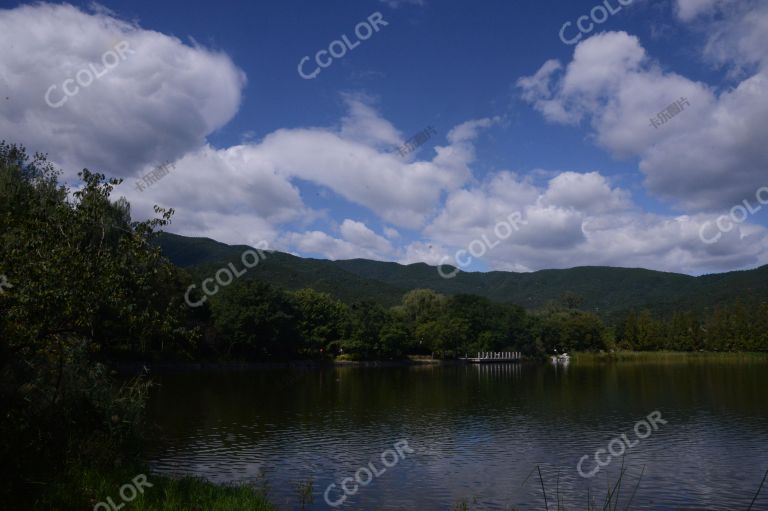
[[198, 286, 608, 361], [0, 143, 197, 504], [615, 303, 768, 352]]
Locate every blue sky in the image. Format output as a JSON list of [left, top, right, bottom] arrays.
[[1, 0, 767, 275]]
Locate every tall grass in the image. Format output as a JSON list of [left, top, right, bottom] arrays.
[[454, 464, 768, 511], [572, 351, 768, 364], [45, 462, 768, 510], [38, 465, 277, 511]]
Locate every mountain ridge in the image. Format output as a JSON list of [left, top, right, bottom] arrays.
[[157, 232, 768, 316]]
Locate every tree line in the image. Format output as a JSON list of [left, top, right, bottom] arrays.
[[194, 281, 768, 360], [615, 305, 768, 352]]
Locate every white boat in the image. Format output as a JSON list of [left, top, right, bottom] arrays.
[[551, 352, 571, 364]]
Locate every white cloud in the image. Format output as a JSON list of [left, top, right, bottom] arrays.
[[517, 59, 562, 107], [405, 171, 768, 275], [3, 2, 766, 277], [339, 93, 402, 149], [113, 144, 311, 245], [0, 2, 495, 264], [383, 226, 400, 239], [109, 96, 494, 261], [447, 117, 500, 144], [675, 0, 729, 21], [401, 241, 451, 268], [340, 219, 393, 254], [280, 230, 390, 261], [542, 172, 632, 214], [241, 97, 493, 230], [0, 3, 245, 179], [423, 171, 538, 241], [694, 0, 768, 74], [517, 28, 768, 212]]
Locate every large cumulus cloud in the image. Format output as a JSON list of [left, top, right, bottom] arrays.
[[517, 1, 768, 213], [2, 2, 767, 275], [403, 171, 768, 275], [0, 3, 245, 178]]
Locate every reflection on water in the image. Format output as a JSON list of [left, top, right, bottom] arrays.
[[145, 359, 768, 510]]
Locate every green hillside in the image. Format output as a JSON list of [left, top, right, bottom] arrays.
[[158, 233, 408, 305], [156, 232, 768, 315]]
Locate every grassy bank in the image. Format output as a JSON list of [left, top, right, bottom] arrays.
[[38, 466, 278, 511], [571, 351, 768, 363]]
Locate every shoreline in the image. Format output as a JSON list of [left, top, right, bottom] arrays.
[[113, 350, 768, 374], [114, 356, 453, 374]]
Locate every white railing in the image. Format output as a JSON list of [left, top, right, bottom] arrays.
[[474, 352, 521, 359]]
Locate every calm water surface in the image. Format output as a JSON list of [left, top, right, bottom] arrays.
[[145, 358, 768, 510]]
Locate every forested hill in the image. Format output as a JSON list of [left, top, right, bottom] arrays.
[[157, 232, 768, 316]]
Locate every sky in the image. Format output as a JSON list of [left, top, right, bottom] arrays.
[[1, 0, 767, 276]]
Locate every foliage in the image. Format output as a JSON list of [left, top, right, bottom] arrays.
[[157, 232, 768, 316], [615, 302, 768, 352], [292, 288, 349, 356], [40, 465, 277, 511], [209, 279, 301, 359], [156, 233, 768, 357], [0, 143, 196, 504], [532, 307, 610, 353]]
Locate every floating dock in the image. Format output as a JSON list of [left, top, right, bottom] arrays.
[[460, 352, 522, 363]]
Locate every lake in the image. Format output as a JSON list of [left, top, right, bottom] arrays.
[[145, 356, 768, 510]]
